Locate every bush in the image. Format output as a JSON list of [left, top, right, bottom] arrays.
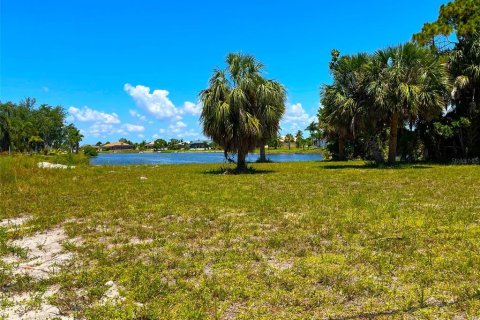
[[82, 145, 98, 157]]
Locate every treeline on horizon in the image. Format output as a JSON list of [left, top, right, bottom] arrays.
[[319, 0, 479, 163], [0, 98, 83, 154], [0, 0, 478, 166]]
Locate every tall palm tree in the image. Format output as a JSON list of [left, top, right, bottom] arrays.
[[200, 53, 284, 171], [320, 53, 372, 160], [305, 121, 318, 139], [449, 31, 480, 156], [368, 43, 450, 164], [256, 80, 286, 162]]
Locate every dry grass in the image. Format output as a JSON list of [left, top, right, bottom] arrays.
[[1, 155, 480, 319]]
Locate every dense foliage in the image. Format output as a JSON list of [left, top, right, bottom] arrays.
[[319, 0, 479, 163], [0, 98, 83, 153], [200, 53, 286, 170]]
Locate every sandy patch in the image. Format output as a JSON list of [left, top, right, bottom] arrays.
[[1, 286, 72, 320], [0, 216, 31, 228], [1, 218, 77, 319], [264, 255, 294, 271], [3, 227, 73, 280], [0, 216, 32, 233], [100, 281, 126, 305]]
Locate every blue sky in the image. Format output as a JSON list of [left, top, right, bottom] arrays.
[[1, 0, 446, 144]]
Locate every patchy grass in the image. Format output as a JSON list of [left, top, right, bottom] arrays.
[[1, 155, 480, 319]]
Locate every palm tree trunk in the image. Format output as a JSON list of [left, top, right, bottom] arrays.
[[237, 149, 247, 171], [388, 111, 399, 164], [259, 140, 267, 162], [338, 136, 345, 160]]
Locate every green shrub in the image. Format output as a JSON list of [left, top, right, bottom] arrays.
[[82, 145, 98, 157]]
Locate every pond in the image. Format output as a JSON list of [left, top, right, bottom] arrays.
[[90, 151, 323, 165]]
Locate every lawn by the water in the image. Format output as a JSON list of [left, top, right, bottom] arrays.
[[1, 156, 479, 319]]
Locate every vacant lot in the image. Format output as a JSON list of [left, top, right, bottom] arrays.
[[1, 156, 479, 319]]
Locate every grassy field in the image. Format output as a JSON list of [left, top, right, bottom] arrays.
[[1, 156, 480, 319]]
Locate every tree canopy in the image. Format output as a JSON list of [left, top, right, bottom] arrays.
[[200, 53, 286, 171], [0, 98, 82, 153]]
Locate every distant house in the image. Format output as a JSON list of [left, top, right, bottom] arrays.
[[189, 140, 209, 149], [102, 142, 134, 151], [145, 142, 155, 149], [313, 138, 326, 148]]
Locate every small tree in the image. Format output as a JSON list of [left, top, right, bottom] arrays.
[[284, 133, 294, 150], [295, 130, 304, 149], [153, 138, 167, 151]]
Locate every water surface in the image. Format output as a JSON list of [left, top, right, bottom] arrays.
[[90, 152, 323, 165]]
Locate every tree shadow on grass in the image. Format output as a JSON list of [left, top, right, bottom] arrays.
[[203, 166, 276, 175], [320, 162, 433, 170]]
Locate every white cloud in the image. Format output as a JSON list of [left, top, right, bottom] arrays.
[[42, 86, 49, 92], [281, 103, 316, 133], [124, 83, 203, 120], [178, 129, 200, 138], [181, 101, 202, 116], [86, 124, 126, 137], [69, 106, 120, 124], [125, 123, 145, 132], [124, 83, 180, 120], [129, 109, 146, 121], [168, 121, 187, 134]]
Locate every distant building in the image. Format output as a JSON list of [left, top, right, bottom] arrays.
[[189, 140, 209, 149], [145, 142, 155, 149], [102, 142, 134, 150], [313, 139, 326, 148]]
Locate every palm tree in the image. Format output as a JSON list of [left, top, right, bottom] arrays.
[[305, 121, 317, 139], [28, 135, 43, 153], [295, 130, 304, 149], [201, 53, 282, 171], [65, 124, 83, 153], [256, 80, 286, 162], [284, 133, 294, 150], [320, 53, 372, 160], [368, 43, 450, 164], [449, 31, 480, 156]]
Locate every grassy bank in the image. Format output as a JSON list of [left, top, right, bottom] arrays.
[[1, 156, 480, 319]]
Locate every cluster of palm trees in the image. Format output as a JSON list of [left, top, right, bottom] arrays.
[[200, 19, 478, 169], [319, 43, 451, 164], [200, 53, 286, 170]]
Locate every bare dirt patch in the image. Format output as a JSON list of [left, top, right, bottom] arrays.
[[1, 218, 77, 319], [3, 227, 73, 280]]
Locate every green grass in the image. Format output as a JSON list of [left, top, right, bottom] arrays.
[[1, 156, 480, 319]]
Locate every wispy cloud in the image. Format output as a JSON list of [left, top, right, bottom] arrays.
[[129, 109, 146, 121], [125, 123, 145, 132]]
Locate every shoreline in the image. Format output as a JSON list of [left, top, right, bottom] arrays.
[[97, 148, 323, 155]]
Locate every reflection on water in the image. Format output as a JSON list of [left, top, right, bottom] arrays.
[[90, 152, 323, 165]]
